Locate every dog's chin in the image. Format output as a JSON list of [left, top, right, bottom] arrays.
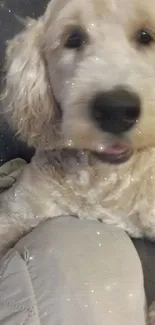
[[62, 133, 132, 164], [91, 142, 132, 164]]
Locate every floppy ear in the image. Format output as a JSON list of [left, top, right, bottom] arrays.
[[3, 19, 56, 149]]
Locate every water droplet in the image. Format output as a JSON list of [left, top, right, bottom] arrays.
[[95, 57, 99, 61], [67, 139, 73, 147], [87, 23, 95, 32], [85, 304, 88, 308], [71, 82, 75, 88], [28, 72, 34, 79], [35, 215, 39, 219], [14, 193, 17, 197], [105, 285, 111, 291], [109, 310, 112, 314], [99, 145, 105, 151], [0, 1, 5, 8], [96, 231, 100, 235], [151, 176, 154, 179], [44, 311, 48, 317], [98, 243, 102, 247], [84, 282, 88, 286], [29, 256, 34, 260], [8, 9, 11, 13], [67, 298, 70, 301], [129, 293, 133, 298], [137, 128, 142, 135], [91, 289, 94, 293], [49, 249, 52, 253]]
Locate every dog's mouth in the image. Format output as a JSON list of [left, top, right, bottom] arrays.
[[92, 141, 132, 164], [63, 133, 132, 164]]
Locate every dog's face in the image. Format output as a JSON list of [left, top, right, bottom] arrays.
[[5, 0, 155, 163]]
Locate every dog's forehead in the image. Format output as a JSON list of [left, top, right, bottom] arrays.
[[93, 0, 130, 13], [44, 0, 155, 31], [90, 0, 133, 27], [89, 0, 155, 29], [92, 0, 153, 13]]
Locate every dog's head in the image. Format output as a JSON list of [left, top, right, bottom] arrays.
[[4, 0, 155, 163]]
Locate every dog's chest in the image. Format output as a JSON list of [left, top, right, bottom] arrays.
[[31, 150, 151, 229], [33, 163, 138, 224]]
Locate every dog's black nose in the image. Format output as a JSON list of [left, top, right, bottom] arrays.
[[91, 88, 141, 134]]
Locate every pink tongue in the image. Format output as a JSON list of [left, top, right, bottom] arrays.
[[104, 144, 129, 155]]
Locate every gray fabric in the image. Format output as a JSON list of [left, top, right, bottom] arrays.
[[133, 239, 155, 306], [0, 158, 27, 191], [0, 217, 146, 325]]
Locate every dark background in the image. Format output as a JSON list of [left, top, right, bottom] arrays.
[[0, 0, 155, 306], [0, 0, 50, 163]]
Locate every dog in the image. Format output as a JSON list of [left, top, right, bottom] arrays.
[[2, 0, 155, 248], [1, 0, 155, 318], [2, 0, 155, 321]]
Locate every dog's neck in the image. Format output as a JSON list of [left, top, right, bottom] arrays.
[[32, 148, 137, 179], [32, 147, 155, 185], [33, 148, 92, 174]]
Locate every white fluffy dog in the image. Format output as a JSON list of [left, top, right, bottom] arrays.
[[1, 0, 155, 266]]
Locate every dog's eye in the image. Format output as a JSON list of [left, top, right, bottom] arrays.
[[136, 29, 153, 46], [65, 29, 86, 49]]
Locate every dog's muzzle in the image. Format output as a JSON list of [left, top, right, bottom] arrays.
[[90, 87, 141, 135], [89, 87, 140, 164]]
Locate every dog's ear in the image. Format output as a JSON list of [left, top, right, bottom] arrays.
[[3, 19, 56, 148]]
